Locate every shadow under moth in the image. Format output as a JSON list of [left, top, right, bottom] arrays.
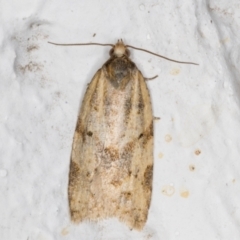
[[49, 39, 197, 230]]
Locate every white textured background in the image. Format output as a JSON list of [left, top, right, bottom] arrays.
[[1, 1, 240, 239]]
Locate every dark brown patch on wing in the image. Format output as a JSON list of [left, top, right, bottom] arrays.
[[124, 98, 132, 119], [144, 121, 153, 143], [121, 191, 132, 201], [138, 122, 153, 145], [104, 147, 120, 161], [87, 131, 93, 136], [121, 141, 135, 160], [75, 119, 86, 137], [75, 120, 92, 143], [137, 92, 144, 115], [143, 165, 153, 191], [68, 162, 81, 203], [75, 119, 82, 133], [69, 161, 81, 187], [138, 133, 143, 139], [110, 180, 123, 187]]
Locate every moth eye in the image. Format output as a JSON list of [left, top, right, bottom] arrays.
[[126, 49, 130, 57], [109, 48, 114, 56]]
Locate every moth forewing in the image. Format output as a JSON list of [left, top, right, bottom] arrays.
[[48, 39, 197, 230], [68, 40, 153, 230]]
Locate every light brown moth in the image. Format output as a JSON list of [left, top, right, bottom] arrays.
[[49, 39, 197, 230]]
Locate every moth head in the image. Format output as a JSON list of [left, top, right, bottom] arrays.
[[109, 39, 130, 58]]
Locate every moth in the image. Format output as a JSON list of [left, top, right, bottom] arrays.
[[49, 39, 197, 230]]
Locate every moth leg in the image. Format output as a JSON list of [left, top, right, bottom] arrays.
[[144, 75, 158, 81]]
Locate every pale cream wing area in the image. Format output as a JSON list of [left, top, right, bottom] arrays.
[[69, 66, 153, 230]]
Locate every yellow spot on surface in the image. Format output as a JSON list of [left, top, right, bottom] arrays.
[[162, 185, 175, 196], [170, 68, 180, 75], [220, 37, 229, 44], [189, 164, 195, 171], [195, 149, 201, 155], [165, 134, 172, 142], [180, 190, 189, 198], [61, 227, 69, 236], [158, 152, 164, 159]]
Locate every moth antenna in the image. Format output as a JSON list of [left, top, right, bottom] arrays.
[[126, 44, 199, 65], [48, 41, 114, 47]]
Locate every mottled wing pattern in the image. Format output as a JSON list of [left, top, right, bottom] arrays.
[[69, 61, 153, 230]]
